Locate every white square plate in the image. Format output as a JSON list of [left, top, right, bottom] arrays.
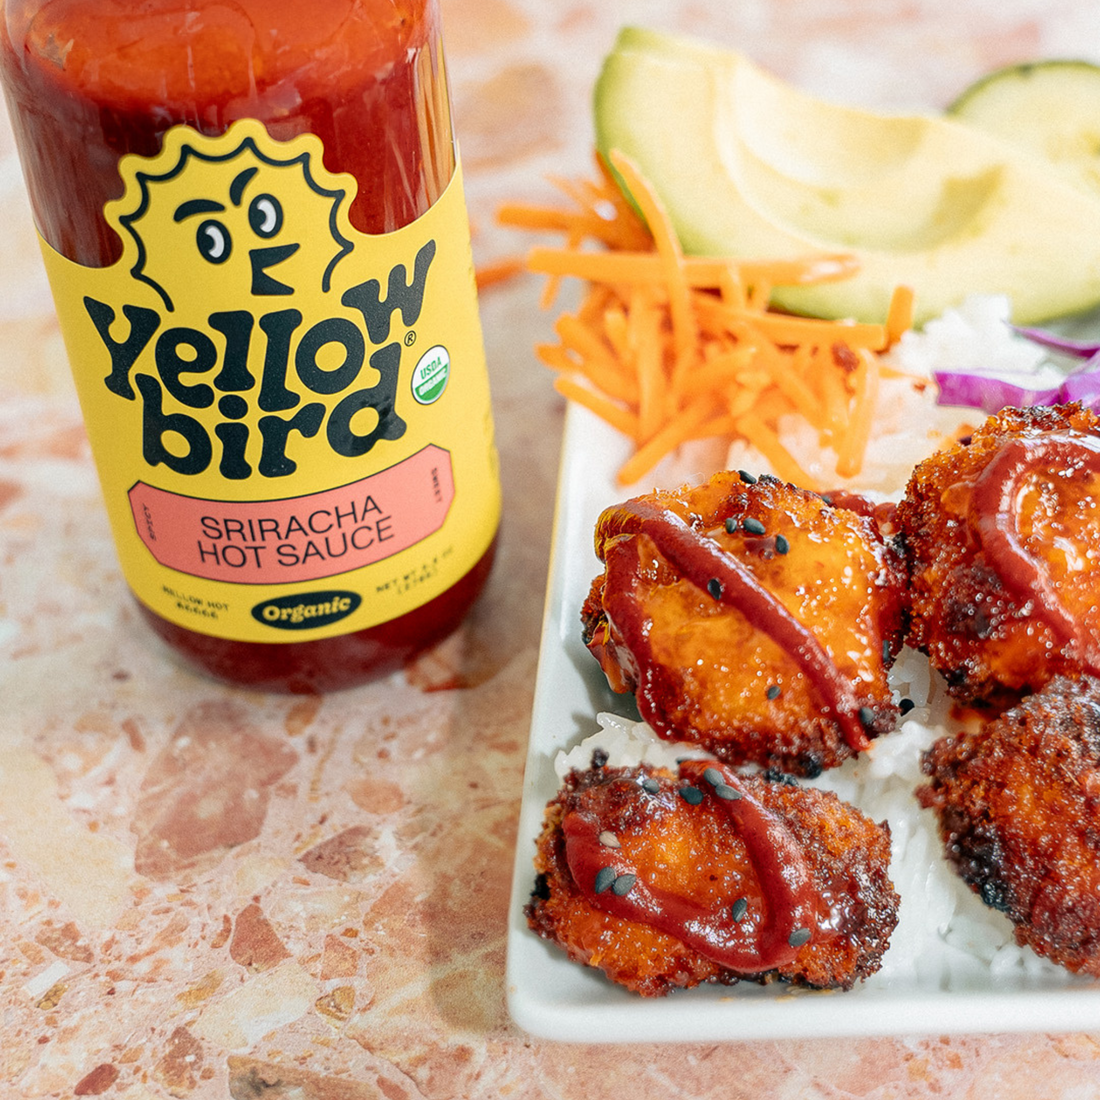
[[505, 401, 1100, 1042]]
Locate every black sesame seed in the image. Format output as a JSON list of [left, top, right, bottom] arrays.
[[738, 470, 758, 484], [591, 748, 609, 769], [641, 778, 660, 794], [743, 517, 766, 536], [714, 783, 742, 801], [678, 786, 704, 805], [611, 873, 637, 897], [858, 706, 876, 729], [707, 578, 723, 600], [788, 927, 811, 948], [775, 534, 790, 555], [764, 766, 801, 786], [766, 684, 781, 701], [594, 866, 617, 894], [725, 517, 739, 534], [882, 639, 891, 664], [731, 897, 748, 922], [899, 697, 916, 715], [702, 766, 725, 788]]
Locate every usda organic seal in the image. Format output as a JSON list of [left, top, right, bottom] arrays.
[[411, 344, 451, 404]]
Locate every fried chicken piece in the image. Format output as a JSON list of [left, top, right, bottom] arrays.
[[581, 470, 908, 776], [917, 674, 1100, 976], [526, 756, 899, 996], [895, 403, 1100, 707]]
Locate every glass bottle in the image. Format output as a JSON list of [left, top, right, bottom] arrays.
[[0, 0, 500, 691]]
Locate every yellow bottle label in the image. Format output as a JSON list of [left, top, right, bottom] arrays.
[[40, 119, 500, 642]]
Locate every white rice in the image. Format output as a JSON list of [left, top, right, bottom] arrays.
[[892, 293, 1050, 379], [555, 299, 1082, 990]]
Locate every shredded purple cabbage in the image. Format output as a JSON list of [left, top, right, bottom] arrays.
[[933, 324, 1100, 413], [1011, 326, 1100, 359], [933, 366, 1100, 414]]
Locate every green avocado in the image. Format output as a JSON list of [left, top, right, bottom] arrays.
[[947, 60, 1100, 198], [594, 28, 1100, 325]]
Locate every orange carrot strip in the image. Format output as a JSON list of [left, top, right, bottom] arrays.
[[753, 346, 828, 431], [835, 349, 881, 479], [526, 248, 838, 292], [538, 226, 586, 309], [629, 286, 667, 442], [475, 256, 525, 290], [724, 382, 769, 421], [737, 254, 861, 287], [885, 285, 915, 347], [593, 152, 653, 241], [607, 150, 698, 366], [495, 203, 595, 233], [751, 388, 803, 430], [717, 266, 746, 309], [553, 376, 640, 440], [676, 349, 756, 401], [534, 343, 581, 372], [554, 313, 619, 370], [813, 345, 850, 442], [616, 398, 714, 485], [548, 354, 639, 408], [725, 309, 890, 350], [497, 202, 646, 251], [734, 412, 820, 489], [577, 283, 617, 326], [600, 303, 631, 362]]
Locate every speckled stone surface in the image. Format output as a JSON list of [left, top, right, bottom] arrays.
[[4, 0, 1100, 1096]]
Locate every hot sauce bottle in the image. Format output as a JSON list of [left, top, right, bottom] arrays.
[[0, 0, 501, 691]]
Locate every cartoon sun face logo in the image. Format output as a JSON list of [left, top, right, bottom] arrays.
[[110, 122, 355, 312]]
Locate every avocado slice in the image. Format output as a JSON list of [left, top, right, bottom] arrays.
[[594, 28, 1100, 325], [948, 60, 1100, 198]]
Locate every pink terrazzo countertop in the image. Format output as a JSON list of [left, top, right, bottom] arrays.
[[4, 0, 1100, 1096]]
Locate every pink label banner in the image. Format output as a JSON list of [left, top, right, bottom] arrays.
[[129, 445, 454, 585]]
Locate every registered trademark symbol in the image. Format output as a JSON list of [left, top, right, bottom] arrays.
[[405, 330, 417, 347]]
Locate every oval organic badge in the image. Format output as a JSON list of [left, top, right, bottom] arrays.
[[411, 344, 450, 404], [251, 590, 362, 631]]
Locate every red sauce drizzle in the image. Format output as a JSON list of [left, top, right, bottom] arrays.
[[598, 499, 872, 752], [969, 432, 1100, 670], [822, 490, 898, 535], [562, 761, 820, 972]]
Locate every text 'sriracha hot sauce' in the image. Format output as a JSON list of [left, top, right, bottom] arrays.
[[0, 0, 501, 691]]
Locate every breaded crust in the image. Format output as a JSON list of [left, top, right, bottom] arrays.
[[582, 470, 908, 776], [917, 674, 1100, 975], [526, 758, 899, 996], [895, 403, 1100, 706]]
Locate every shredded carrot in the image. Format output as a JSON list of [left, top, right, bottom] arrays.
[[498, 149, 915, 486], [553, 376, 640, 440], [885, 284, 915, 346], [835, 349, 881, 479], [475, 255, 525, 291], [607, 150, 699, 376]]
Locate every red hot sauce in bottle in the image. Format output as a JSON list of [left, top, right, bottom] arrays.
[[0, 0, 500, 691]]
